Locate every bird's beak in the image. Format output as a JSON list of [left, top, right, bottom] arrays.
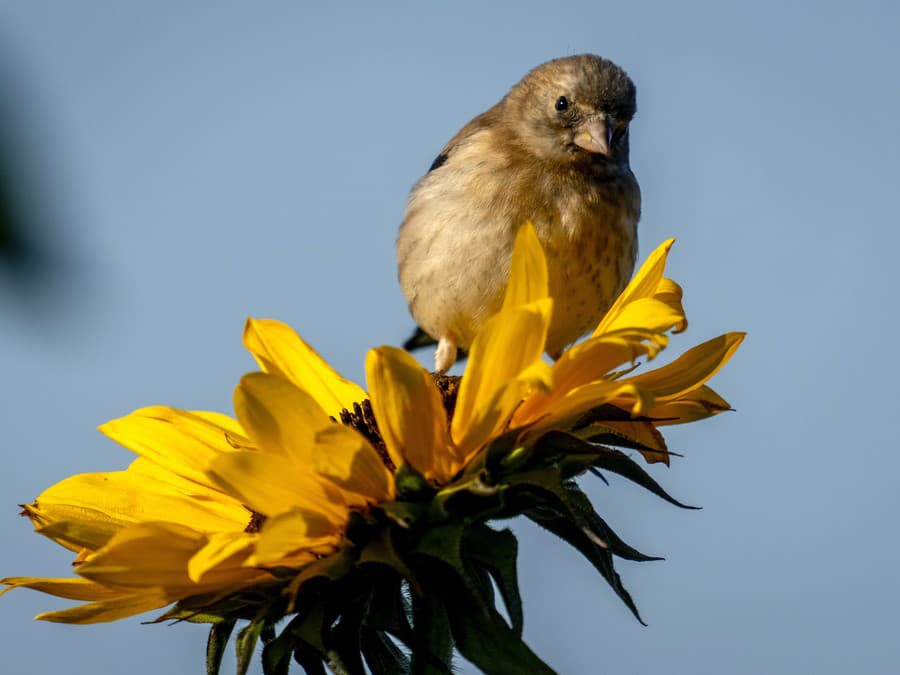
[[573, 115, 612, 155]]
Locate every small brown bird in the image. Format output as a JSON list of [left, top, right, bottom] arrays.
[[397, 54, 640, 372]]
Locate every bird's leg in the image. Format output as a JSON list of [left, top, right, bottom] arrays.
[[434, 336, 458, 374]]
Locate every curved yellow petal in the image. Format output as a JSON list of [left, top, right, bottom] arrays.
[[188, 531, 258, 582], [593, 239, 676, 336], [234, 372, 332, 463], [207, 449, 347, 526], [35, 591, 171, 624], [243, 318, 366, 415], [366, 346, 454, 481], [535, 380, 654, 430], [598, 296, 686, 335], [646, 385, 732, 425], [502, 221, 549, 310], [248, 509, 339, 567], [1, 576, 127, 602], [314, 425, 395, 504], [452, 299, 553, 459], [76, 522, 267, 594], [99, 406, 239, 489], [626, 332, 745, 401]]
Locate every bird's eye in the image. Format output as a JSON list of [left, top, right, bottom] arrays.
[[555, 96, 569, 112]]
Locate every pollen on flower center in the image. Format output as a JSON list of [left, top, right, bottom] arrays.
[[244, 510, 267, 534], [337, 400, 396, 472], [430, 373, 461, 423]]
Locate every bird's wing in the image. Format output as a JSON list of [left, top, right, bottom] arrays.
[[425, 105, 503, 174]]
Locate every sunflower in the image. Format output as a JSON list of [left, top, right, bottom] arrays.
[[3, 223, 743, 674]]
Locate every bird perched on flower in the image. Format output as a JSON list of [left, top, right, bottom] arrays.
[[397, 54, 641, 373]]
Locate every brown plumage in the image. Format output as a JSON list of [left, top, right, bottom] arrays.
[[397, 54, 641, 372]]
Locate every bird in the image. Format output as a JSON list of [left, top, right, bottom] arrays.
[[397, 54, 641, 373]]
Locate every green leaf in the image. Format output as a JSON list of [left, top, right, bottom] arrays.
[[463, 525, 524, 635], [206, 617, 237, 675], [424, 561, 556, 675], [361, 629, 410, 675], [236, 618, 266, 675]]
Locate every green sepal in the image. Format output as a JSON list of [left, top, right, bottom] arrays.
[[536, 431, 697, 508], [293, 641, 327, 675], [463, 525, 524, 635], [206, 617, 237, 675], [236, 618, 267, 675], [379, 501, 427, 529], [361, 575, 414, 648], [288, 546, 356, 604], [525, 504, 646, 625], [560, 483, 663, 562], [423, 560, 556, 675], [412, 520, 465, 569], [357, 523, 419, 593], [360, 628, 410, 675], [410, 589, 454, 675], [395, 462, 433, 500], [261, 620, 294, 675]]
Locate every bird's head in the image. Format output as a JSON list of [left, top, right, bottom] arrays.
[[505, 54, 637, 168]]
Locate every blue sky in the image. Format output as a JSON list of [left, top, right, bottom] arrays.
[[1, 2, 898, 674]]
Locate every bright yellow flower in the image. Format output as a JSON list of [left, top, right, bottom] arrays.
[[4, 221, 743, 639]]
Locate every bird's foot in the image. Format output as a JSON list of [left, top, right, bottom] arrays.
[[434, 336, 458, 374]]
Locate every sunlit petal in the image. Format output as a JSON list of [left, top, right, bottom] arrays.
[[249, 509, 340, 567], [593, 238, 675, 336], [453, 299, 552, 458], [314, 425, 394, 504], [234, 371, 332, 462], [502, 221, 549, 310], [626, 332, 745, 400], [646, 385, 733, 425], [35, 592, 171, 624], [99, 406, 240, 489], [243, 318, 366, 415], [207, 449, 347, 525], [366, 346, 455, 481]]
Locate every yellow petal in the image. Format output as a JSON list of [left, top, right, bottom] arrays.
[[646, 385, 733, 425], [243, 318, 366, 415], [452, 299, 553, 459], [593, 239, 676, 335], [25, 462, 251, 554], [598, 296, 686, 335], [502, 221, 549, 310], [99, 406, 239, 489], [366, 346, 455, 481], [207, 449, 347, 526], [188, 532, 258, 582], [35, 591, 171, 624], [539, 380, 654, 429], [234, 372, 332, 463], [76, 522, 267, 594], [314, 425, 395, 504], [1, 576, 127, 601], [248, 509, 339, 567], [626, 332, 745, 401]]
